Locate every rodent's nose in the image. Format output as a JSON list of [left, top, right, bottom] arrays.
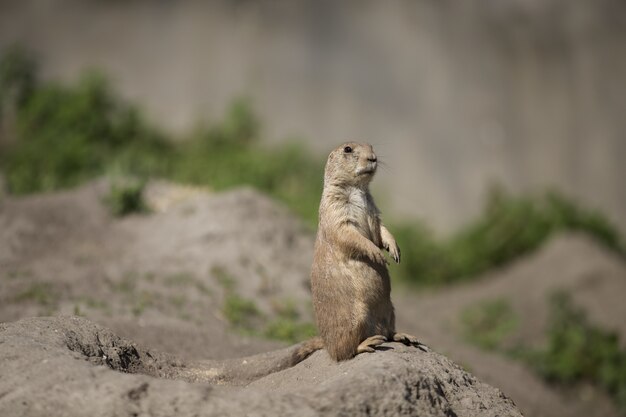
[[367, 155, 377, 163]]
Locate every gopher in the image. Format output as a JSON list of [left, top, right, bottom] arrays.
[[295, 142, 422, 362]]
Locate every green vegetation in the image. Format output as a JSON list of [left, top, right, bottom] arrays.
[[523, 293, 626, 414], [110, 272, 138, 294], [13, 282, 56, 307], [222, 293, 317, 343], [461, 298, 518, 350], [163, 272, 195, 287], [392, 187, 625, 285], [264, 299, 317, 343], [163, 272, 212, 295], [223, 293, 317, 343], [214, 266, 316, 342], [73, 296, 114, 317], [464, 292, 626, 414], [5, 269, 31, 280], [167, 100, 323, 222], [107, 272, 155, 317], [77, 296, 110, 312], [104, 176, 149, 216], [168, 294, 188, 310], [0, 47, 322, 223], [211, 265, 236, 292], [223, 294, 261, 330], [0, 47, 170, 194], [131, 290, 155, 317], [1, 47, 623, 286], [264, 319, 317, 343]]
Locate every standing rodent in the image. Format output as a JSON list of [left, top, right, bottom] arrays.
[[295, 142, 422, 362]]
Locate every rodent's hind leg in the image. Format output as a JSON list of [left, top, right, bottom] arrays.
[[393, 332, 429, 352], [392, 332, 419, 344], [356, 335, 387, 354]]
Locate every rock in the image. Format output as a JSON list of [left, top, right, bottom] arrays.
[[0, 316, 521, 417]]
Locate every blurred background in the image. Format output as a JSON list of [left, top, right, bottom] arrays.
[[1, 1, 625, 417], [1, 0, 625, 232]]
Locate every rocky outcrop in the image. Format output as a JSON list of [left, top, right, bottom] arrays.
[[0, 316, 521, 417]]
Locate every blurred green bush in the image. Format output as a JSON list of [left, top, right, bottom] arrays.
[[0, 47, 323, 222], [168, 99, 323, 222], [391, 187, 625, 285], [524, 293, 626, 414], [104, 176, 149, 217], [0, 47, 170, 193], [461, 298, 518, 350], [460, 292, 626, 413]]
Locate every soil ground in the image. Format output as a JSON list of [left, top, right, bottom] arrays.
[[1, 180, 624, 416]]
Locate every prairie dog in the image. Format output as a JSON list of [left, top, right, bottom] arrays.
[[298, 142, 421, 362]]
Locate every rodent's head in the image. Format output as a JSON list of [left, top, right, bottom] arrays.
[[324, 142, 378, 187]]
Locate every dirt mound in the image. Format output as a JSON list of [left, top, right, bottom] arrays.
[[0, 180, 312, 359], [0, 316, 521, 417], [2, 181, 625, 416], [395, 233, 626, 417]]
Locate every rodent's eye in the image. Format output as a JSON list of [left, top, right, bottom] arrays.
[[343, 146, 353, 154]]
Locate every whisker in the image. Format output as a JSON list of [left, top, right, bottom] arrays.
[[376, 159, 394, 173]]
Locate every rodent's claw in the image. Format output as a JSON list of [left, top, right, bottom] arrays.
[[371, 249, 388, 266], [393, 332, 419, 344], [417, 343, 430, 352], [356, 334, 388, 355], [393, 332, 428, 351], [387, 245, 400, 264], [390, 245, 401, 264], [368, 335, 387, 343]]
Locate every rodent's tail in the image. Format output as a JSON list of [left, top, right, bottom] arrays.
[[291, 336, 324, 365]]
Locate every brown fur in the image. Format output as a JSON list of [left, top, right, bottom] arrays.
[[299, 142, 415, 362], [291, 336, 325, 364]]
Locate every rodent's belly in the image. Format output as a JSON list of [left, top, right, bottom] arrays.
[[345, 259, 394, 336], [345, 259, 390, 299]]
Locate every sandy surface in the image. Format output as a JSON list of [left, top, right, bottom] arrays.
[[1, 180, 624, 416], [0, 316, 521, 417]]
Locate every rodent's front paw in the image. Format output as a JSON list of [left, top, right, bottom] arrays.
[[371, 249, 389, 265], [389, 243, 401, 264]]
